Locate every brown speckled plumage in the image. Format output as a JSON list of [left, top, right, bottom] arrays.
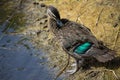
[[47, 5, 116, 74]]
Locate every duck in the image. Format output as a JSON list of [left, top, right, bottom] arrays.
[[47, 5, 116, 74]]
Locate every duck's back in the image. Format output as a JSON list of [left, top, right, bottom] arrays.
[[56, 20, 99, 50], [55, 20, 116, 62]]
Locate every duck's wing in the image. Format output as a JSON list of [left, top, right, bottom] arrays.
[[58, 21, 100, 49], [83, 44, 116, 62], [57, 21, 116, 62], [74, 23, 99, 47]]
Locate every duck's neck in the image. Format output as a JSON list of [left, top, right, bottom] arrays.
[[49, 18, 63, 29], [56, 19, 63, 28], [49, 18, 60, 33]]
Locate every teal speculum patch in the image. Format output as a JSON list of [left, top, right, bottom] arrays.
[[73, 42, 92, 54]]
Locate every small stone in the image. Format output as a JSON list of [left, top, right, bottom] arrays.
[[33, 2, 39, 5], [43, 26, 48, 29], [37, 31, 41, 35], [42, 15, 48, 19], [113, 23, 118, 28], [40, 3, 46, 7]]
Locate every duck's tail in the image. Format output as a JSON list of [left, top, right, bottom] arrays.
[[84, 45, 116, 63]]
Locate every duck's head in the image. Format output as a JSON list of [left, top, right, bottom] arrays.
[[47, 5, 63, 27]]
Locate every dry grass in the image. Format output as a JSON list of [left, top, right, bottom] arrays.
[[40, 0, 120, 80]]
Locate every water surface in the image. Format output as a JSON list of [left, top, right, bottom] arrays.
[[0, 29, 58, 80]]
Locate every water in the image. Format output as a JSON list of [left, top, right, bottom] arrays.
[[0, 29, 57, 80]]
